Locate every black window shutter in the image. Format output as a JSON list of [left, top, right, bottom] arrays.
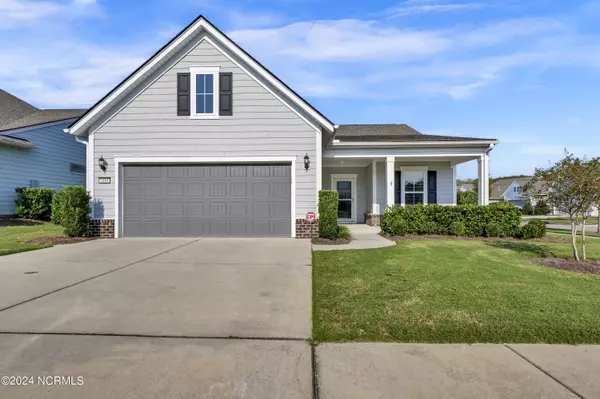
[[177, 73, 190, 116], [219, 72, 233, 116], [428, 171, 437, 204], [395, 171, 402, 205]]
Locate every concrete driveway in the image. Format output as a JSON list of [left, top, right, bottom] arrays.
[[0, 238, 312, 398]]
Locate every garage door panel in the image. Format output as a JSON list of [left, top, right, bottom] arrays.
[[123, 164, 291, 237]]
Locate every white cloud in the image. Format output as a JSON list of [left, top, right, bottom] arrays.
[[384, 2, 488, 18], [0, 0, 99, 29]]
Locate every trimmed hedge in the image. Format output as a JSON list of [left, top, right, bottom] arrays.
[[457, 190, 478, 206], [381, 202, 523, 238], [519, 220, 546, 239], [51, 186, 91, 237], [14, 187, 56, 220], [318, 190, 339, 239]]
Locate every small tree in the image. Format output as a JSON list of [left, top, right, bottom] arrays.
[[522, 197, 534, 215], [529, 151, 600, 261], [534, 199, 550, 216]]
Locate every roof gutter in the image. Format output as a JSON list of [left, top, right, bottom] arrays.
[[331, 140, 498, 147]]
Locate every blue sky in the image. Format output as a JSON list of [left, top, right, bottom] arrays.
[[1, 0, 599, 179]]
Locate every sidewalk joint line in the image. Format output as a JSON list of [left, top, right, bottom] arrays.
[[311, 344, 320, 399], [0, 238, 202, 314], [0, 331, 307, 341], [504, 344, 586, 399]]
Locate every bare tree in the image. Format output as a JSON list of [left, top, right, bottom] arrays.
[[529, 152, 600, 261]]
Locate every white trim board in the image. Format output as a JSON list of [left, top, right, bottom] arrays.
[[67, 17, 334, 136], [113, 156, 297, 238]]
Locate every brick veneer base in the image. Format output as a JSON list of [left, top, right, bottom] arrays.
[[295, 219, 318, 238], [89, 219, 115, 238], [365, 214, 381, 227]]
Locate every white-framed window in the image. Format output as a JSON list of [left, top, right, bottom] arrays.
[[190, 66, 220, 119], [401, 167, 428, 206]]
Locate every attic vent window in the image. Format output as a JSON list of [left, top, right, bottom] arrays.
[[190, 66, 220, 119]]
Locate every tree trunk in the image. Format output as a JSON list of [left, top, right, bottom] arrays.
[[571, 218, 580, 262], [582, 218, 587, 261], [597, 211, 599, 234]]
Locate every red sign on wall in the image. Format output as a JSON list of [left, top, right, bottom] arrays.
[[306, 212, 316, 224]]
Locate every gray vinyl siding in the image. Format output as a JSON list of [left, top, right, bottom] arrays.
[[0, 121, 86, 215], [322, 167, 368, 224], [92, 35, 318, 220]]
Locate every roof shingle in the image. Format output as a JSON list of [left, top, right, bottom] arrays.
[[334, 124, 495, 143]]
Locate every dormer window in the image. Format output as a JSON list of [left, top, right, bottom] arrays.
[[190, 66, 220, 119]]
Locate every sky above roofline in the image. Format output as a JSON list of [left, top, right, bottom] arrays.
[[1, 0, 598, 178]]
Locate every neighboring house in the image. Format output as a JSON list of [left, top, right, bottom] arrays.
[[458, 183, 475, 192], [490, 177, 535, 208], [65, 16, 496, 238], [0, 89, 86, 216]]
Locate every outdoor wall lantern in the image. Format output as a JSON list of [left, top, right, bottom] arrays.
[[304, 153, 310, 171], [98, 156, 108, 172]]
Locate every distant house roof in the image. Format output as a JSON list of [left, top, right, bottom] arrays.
[[0, 89, 85, 133], [490, 177, 546, 200], [334, 124, 495, 143], [459, 183, 475, 192]]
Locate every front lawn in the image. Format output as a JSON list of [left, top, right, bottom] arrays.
[[313, 237, 600, 344], [0, 223, 65, 256]]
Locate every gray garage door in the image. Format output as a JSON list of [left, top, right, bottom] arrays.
[[122, 164, 291, 237]]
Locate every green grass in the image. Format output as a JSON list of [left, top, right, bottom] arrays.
[[313, 237, 600, 344], [523, 216, 598, 225], [0, 223, 65, 256], [548, 228, 600, 238]]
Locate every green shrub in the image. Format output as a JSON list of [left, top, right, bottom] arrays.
[[450, 221, 466, 236], [485, 223, 505, 237], [14, 187, 56, 220], [337, 225, 351, 240], [380, 202, 522, 238], [534, 199, 551, 216], [51, 190, 66, 225], [457, 190, 478, 206], [54, 186, 91, 237], [318, 190, 339, 239], [522, 198, 534, 215], [520, 220, 547, 239]]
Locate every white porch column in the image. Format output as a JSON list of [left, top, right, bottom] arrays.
[[483, 153, 489, 205], [477, 156, 487, 205], [386, 156, 395, 208], [372, 160, 379, 214], [452, 164, 457, 205]]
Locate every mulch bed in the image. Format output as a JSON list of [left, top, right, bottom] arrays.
[[0, 218, 47, 227], [23, 237, 96, 245], [311, 237, 351, 245], [532, 258, 600, 275], [381, 233, 569, 243]]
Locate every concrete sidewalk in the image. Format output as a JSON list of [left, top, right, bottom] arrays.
[[316, 343, 598, 399], [312, 224, 395, 251]]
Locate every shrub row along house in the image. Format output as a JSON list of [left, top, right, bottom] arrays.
[[0, 89, 86, 216], [63, 15, 497, 239]]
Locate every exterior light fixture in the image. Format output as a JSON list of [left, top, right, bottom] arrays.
[[98, 156, 108, 172], [303, 153, 310, 171]]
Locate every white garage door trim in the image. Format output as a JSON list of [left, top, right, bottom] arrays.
[[114, 156, 297, 238]]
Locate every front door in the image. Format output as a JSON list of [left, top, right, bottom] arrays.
[[331, 175, 357, 223]]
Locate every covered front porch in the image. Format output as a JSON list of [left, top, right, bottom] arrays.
[[321, 151, 491, 225]]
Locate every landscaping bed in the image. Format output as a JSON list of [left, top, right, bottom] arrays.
[[382, 233, 569, 244], [533, 258, 600, 275], [312, 237, 351, 245], [313, 238, 600, 344], [23, 236, 95, 246]]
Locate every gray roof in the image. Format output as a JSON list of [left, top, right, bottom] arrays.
[[0, 89, 38, 128], [0, 89, 85, 133], [490, 177, 545, 200], [0, 134, 36, 149], [334, 124, 495, 143]]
